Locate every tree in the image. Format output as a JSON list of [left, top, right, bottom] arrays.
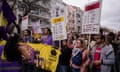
[[7, 0, 40, 34], [18, 0, 40, 18], [18, 0, 41, 31]]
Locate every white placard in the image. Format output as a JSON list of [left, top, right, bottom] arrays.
[[51, 16, 67, 40], [21, 16, 28, 31], [51, 2, 67, 40], [82, 1, 101, 34]]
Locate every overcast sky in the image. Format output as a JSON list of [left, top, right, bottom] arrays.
[[63, 0, 120, 31]]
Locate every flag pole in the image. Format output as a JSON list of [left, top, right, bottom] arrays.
[[59, 40, 61, 49], [87, 34, 91, 50]]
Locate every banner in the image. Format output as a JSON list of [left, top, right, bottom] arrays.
[[28, 43, 61, 72], [82, 1, 101, 34], [0, 41, 61, 72]]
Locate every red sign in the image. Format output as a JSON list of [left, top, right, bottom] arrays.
[[85, 2, 100, 11]]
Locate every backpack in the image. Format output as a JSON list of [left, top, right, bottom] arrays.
[[72, 49, 85, 66]]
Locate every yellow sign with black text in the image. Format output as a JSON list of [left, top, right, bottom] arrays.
[[51, 17, 64, 24]]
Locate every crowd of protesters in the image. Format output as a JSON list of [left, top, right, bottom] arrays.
[[1, 27, 120, 72], [56, 31, 120, 72]]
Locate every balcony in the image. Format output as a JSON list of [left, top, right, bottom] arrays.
[[30, 9, 50, 19], [40, 24, 51, 28], [35, 1, 51, 10]]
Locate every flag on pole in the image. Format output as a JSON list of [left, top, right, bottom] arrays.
[[0, 0, 16, 40]]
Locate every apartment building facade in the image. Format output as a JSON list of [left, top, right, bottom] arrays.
[[67, 5, 83, 33]]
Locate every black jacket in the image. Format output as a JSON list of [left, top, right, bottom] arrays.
[[59, 46, 72, 65]]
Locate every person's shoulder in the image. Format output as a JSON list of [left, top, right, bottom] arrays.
[[103, 44, 114, 51], [104, 44, 113, 48], [66, 47, 72, 51], [91, 45, 97, 49]]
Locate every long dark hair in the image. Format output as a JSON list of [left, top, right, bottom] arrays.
[[46, 27, 52, 35], [4, 33, 22, 61], [61, 39, 67, 47]]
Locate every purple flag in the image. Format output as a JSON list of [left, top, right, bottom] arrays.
[[2, 0, 16, 25], [0, 0, 16, 40]]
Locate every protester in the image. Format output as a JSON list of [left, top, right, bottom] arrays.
[[106, 32, 118, 72], [116, 31, 120, 44], [4, 33, 32, 62], [70, 38, 90, 72], [22, 29, 34, 43], [58, 39, 72, 72], [106, 32, 117, 54], [114, 31, 120, 72], [91, 34, 115, 72], [115, 42, 120, 72], [3, 33, 35, 72], [41, 28, 53, 45]]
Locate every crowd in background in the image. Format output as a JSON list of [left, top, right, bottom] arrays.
[[1, 27, 120, 72], [20, 28, 120, 72]]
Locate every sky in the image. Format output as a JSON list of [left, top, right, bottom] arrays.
[[63, 0, 120, 31]]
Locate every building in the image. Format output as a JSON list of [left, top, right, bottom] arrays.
[[28, 0, 51, 28], [17, 0, 66, 31], [51, 0, 67, 18], [8, 0, 83, 33], [67, 5, 76, 33], [17, 0, 51, 31], [76, 8, 84, 34], [67, 5, 83, 33]]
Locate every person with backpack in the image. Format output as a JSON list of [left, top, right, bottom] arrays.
[[91, 34, 115, 72], [70, 38, 90, 72]]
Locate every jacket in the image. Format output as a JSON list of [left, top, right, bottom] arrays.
[[91, 44, 115, 72]]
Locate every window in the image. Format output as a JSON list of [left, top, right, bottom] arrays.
[[40, 20, 42, 24]]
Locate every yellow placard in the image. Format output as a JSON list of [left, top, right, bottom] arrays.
[[51, 16, 64, 24]]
